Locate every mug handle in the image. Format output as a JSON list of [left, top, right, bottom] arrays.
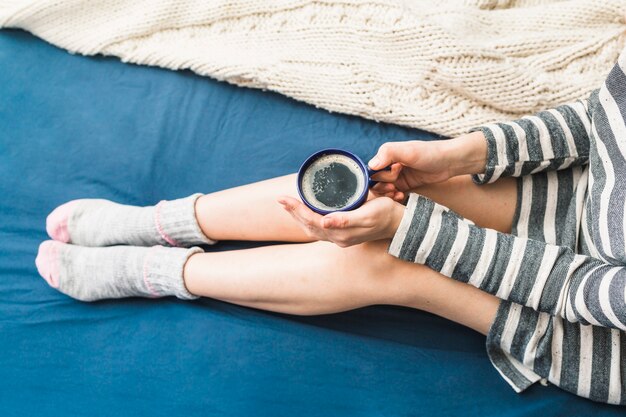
[[367, 166, 392, 188]]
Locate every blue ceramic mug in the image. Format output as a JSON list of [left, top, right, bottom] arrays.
[[297, 148, 388, 215]]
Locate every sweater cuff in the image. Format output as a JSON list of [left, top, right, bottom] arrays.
[[469, 125, 502, 185], [388, 193, 437, 262], [388, 193, 473, 273]]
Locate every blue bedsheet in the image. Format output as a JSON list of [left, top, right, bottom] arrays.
[[0, 30, 621, 416]]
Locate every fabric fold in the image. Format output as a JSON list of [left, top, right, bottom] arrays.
[[1, 0, 625, 136]]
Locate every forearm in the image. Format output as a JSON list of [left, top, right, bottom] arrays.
[[469, 100, 592, 184], [440, 99, 593, 182], [389, 193, 626, 330], [437, 130, 488, 177]]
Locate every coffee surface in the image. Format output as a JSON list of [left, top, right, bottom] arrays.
[[301, 154, 365, 211], [312, 162, 358, 208]]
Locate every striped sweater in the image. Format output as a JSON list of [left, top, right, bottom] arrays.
[[388, 49, 626, 403]]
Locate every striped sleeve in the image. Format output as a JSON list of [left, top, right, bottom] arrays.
[[389, 193, 626, 331], [584, 51, 626, 265], [471, 99, 593, 184]]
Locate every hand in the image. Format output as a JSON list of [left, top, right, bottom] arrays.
[[277, 195, 405, 247], [368, 132, 487, 198]]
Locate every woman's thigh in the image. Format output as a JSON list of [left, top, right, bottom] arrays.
[[411, 175, 518, 233], [184, 237, 499, 334]]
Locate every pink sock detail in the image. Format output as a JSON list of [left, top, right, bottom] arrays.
[[154, 201, 180, 247], [46, 201, 80, 243], [35, 240, 61, 288]]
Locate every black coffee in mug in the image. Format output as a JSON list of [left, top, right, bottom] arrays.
[[297, 149, 386, 215]]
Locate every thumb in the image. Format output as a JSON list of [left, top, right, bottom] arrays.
[[322, 214, 349, 229], [369, 142, 409, 170]]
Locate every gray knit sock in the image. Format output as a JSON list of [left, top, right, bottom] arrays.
[[35, 240, 202, 301], [46, 193, 215, 247]]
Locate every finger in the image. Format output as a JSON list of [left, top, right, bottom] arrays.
[[278, 198, 302, 222], [374, 187, 397, 200], [322, 204, 378, 230], [366, 189, 378, 201], [369, 142, 414, 170], [370, 162, 402, 182], [367, 191, 402, 204], [278, 196, 321, 228], [277, 196, 299, 212], [322, 214, 349, 229], [369, 190, 397, 202], [288, 198, 324, 229], [323, 214, 373, 230], [371, 181, 398, 194], [393, 191, 405, 203]]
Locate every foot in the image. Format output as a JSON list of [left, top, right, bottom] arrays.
[[46, 194, 215, 247], [35, 240, 202, 301]]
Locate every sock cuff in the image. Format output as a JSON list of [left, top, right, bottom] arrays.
[[154, 193, 216, 246], [144, 246, 203, 300]]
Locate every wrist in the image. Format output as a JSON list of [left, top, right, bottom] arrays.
[[385, 201, 405, 239], [439, 131, 487, 177]]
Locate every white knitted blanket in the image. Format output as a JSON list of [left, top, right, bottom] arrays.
[[2, 0, 625, 136]]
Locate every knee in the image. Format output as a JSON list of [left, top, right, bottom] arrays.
[[333, 239, 394, 271], [355, 239, 394, 262], [331, 239, 405, 299]]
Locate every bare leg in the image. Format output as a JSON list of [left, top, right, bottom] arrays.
[[189, 173, 517, 335], [184, 239, 499, 335], [195, 174, 314, 242], [195, 173, 517, 241], [410, 175, 517, 233]]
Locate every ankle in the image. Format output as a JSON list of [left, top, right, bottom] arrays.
[[157, 194, 216, 246], [193, 194, 217, 243], [182, 251, 203, 297]]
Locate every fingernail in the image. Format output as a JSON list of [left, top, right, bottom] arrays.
[[368, 156, 380, 168]]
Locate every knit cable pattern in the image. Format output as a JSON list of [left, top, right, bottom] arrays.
[[2, 0, 625, 136]]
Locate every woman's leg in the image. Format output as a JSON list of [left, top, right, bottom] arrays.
[[190, 173, 515, 333], [183, 239, 500, 335], [409, 175, 518, 234], [195, 174, 313, 242], [47, 172, 517, 246], [195, 174, 518, 241], [42, 175, 508, 333], [37, 235, 500, 334]]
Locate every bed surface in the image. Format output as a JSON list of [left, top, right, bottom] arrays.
[[0, 30, 622, 416]]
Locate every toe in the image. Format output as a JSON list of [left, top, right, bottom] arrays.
[[35, 240, 62, 288], [46, 201, 79, 242]]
